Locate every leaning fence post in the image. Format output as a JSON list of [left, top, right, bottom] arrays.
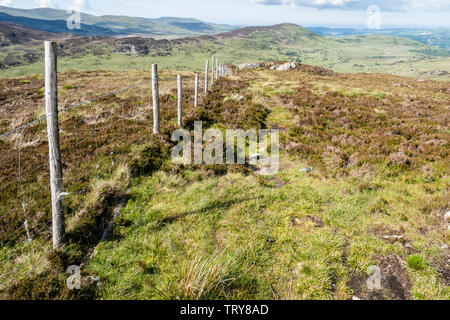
[[177, 74, 182, 126], [45, 41, 65, 249], [205, 59, 209, 93], [152, 64, 160, 134], [194, 73, 199, 107]]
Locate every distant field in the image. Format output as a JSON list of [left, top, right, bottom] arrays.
[[310, 27, 450, 51], [1, 24, 450, 81]]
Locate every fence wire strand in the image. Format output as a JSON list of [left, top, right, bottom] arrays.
[[0, 65, 223, 289]]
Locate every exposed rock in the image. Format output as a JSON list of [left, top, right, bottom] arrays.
[[276, 62, 298, 71], [421, 70, 449, 76], [238, 63, 261, 70]]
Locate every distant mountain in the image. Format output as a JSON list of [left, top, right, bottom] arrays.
[[0, 6, 237, 37], [0, 12, 116, 36]]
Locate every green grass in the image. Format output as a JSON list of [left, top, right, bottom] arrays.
[[407, 255, 428, 271], [85, 157, 448, 300], [83, 69, 449, 300], [1, 66, 448, 300]]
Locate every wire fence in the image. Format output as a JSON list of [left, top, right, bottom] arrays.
[[0, 51, 230, 291]]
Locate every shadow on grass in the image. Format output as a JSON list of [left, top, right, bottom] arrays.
[[152, 196, 262, 231]]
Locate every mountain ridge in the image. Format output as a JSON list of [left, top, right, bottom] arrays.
[[0, 6, 237, 37]]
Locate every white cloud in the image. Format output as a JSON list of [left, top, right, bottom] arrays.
[[68, 0, 91, 10], [0, 0, 12, 6], [33, 0, 55, 8], [251, 0, 450, 12]]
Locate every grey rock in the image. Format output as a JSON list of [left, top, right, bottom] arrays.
[[276, 62, 298, 71], [238, 63, 261, 70]]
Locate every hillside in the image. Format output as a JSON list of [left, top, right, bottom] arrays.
[[0, 6, 237, 37], [0, 12, 116, 36], [0, 22, 62, 46], [1, 23, 449, 81], [0, 64, 448, 300]]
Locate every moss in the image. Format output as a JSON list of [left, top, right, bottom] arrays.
[[407, 255, 427, 271]]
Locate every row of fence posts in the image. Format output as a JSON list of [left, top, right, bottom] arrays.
[[43, 41, 230, 248]]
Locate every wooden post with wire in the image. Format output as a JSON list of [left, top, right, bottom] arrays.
[[216, 59, 219, 80], [177, 74, 183, 126], [194, 73, 199, 107], [211, 56, 215, 86], [152, 64, 160, 134], [45, 41, 66, 249], [205, 59, 209, 93]]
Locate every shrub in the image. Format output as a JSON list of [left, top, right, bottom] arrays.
[[129, 136, 170, 177]]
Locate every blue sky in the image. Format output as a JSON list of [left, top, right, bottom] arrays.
[[1, 0, 450, 27]]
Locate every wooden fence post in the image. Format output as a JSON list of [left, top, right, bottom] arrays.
[[45, 41, 65, 249], [194, 73, 199, 107], [216, 59, 219, 80], [205, 59, 209, 93], [152, 64, 160, 134], [177, 74, 182, 126], [211, 56, 215, 86]]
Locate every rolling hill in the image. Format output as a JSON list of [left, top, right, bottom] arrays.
[[0, 12, 117, 36], [0, 6, 237, 37], [0, 22, 62, 46], [310, 27, 450, 51], [1, 22, 449, 81]]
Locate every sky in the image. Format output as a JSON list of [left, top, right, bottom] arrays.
[[1, 0, 450, 28]]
